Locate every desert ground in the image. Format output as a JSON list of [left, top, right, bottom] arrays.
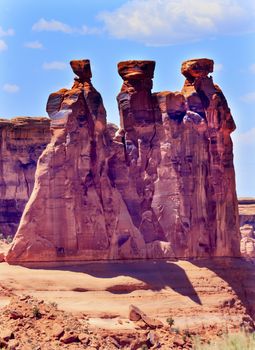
[[0, 252, 255, 349]]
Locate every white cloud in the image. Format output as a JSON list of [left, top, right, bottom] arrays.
[[43, 61, 67, 70], [98, 0, 255, 46], [214, 63, 223, 72], [32, 18, 101, 35], [32, 18, 73, 33], [3, 84, 20, 93], [250, 64, 255, 74], [79, 25, 102, 35], [241, 92, 255, 103], [24, 40, 43, 49], [0, 26, 14, 37], [0, 39, 7, 51]]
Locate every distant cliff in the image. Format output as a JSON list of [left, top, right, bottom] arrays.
[[0, 117, 50, 237], [239, 198, 255, 258]]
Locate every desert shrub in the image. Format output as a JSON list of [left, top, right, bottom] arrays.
[[194, 331, 255, 350], [32, 305, 42, 319], [166, 316, 175, 327], [140, 344, 148, 350]]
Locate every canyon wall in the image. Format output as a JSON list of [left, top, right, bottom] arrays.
[[6, 58, 240, 265], [0, 118, 50, 238]]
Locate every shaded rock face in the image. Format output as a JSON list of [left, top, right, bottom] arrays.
[[0, 118, 50, 238], [114, 58, 239, 258], [7, 60, 147, 264], [6, 58, 240, 265], [239, 198, 255, 229]]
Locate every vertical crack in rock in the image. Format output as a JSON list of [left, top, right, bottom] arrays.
[[6, 58, 240, 265]]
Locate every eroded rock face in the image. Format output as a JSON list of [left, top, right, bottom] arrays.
[[6, 60, 147, 264], [0, 117, 50, 238], [6, 58, 240, 265], [114, 58, 240, 258], [239, 198, 255, 258], [240, 224, 255, 258]]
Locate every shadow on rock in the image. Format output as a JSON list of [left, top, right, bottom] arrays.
[[191, 258, 255, 319], [43, 260, 202, 305]]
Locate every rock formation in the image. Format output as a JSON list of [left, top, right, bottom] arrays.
[[240, 224, 255, 258], [0, 118, 50, 238], [114, 58, 239, 258], [6, 58, 240, 265], [239, 198, 255, 258], [6, 60, 147, 264]]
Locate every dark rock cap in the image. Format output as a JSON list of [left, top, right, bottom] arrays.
[[70, 59, 92, 81], [181, 58, 214, 79], [118, 60, 155, 80]]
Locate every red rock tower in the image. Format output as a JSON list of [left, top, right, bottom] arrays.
[[6, 58, 240, 265]]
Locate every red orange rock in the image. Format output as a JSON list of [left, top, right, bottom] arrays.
[[6, 58, 240, 265], [6, 60, 146, 265], [0, 117, 50, 238]]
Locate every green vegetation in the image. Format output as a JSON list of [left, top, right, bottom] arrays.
[[32, 305, 42, 319], [194, 332, 255, 350], [140, 344, 148, 350], [166, 316, 175, 327]]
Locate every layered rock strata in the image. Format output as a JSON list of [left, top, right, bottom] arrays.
[[6, 58, 240, 265], [114, 58, 239, 258], [0, 117, 50, 238], [7, 60, 147, 264]]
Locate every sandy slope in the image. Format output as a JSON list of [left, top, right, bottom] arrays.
[[1, 258, 254, 331]]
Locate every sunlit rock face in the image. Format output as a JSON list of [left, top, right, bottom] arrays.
[[6, 60, 147, 264], [240, 224, 255, 258], [6, 58, 240, 265], [0, 117, 50, 238], [239, 198, 255, 258]]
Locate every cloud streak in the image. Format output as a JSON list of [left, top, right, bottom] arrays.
[[98, 0, 255, 46], [43, 61, 67, 70], [32, 18, 73, 33], [0, 39, 7, 52], [3, 84, 20, 93], [241, 92, 255, 103], [32, 18, 101, 35], [0, 26, 14, 37], [24, 41, 43, 49], [250, 64, 255, 74]]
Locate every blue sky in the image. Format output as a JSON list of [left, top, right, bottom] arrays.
[[0, 0, 254, 196]]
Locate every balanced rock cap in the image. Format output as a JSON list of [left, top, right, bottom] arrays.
[[118, 60, 155, 80], [181, 58, 214, 79], [70, 59, 92, 81]]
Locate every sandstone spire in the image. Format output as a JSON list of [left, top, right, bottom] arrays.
[[6, 60, 146, 265], [6, 58, 240, 265]]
